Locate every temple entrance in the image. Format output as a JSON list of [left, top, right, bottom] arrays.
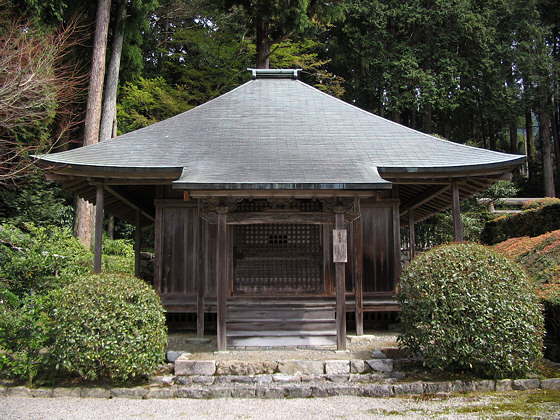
[[232, 223, 323, 295]]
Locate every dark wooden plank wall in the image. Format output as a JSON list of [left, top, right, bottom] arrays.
[[154, 200, 200, 301], [361, 202, 398, 294]]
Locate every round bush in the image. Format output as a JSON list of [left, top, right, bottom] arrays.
[[49, 273, 167, 382], [398, 243, 544, 378]]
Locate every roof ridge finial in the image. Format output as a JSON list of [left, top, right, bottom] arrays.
[[248, 68, 301, 79]]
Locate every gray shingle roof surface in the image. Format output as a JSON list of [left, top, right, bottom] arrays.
[[38, 78, 523, 189]]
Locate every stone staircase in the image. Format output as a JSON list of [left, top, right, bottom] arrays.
[[226, 301, 337, 347]]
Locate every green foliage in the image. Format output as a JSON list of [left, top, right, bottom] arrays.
[[398, 243, 544, 378], [0, 174, 74, 229], [475, 180, 519, 202], [117, 77, 194, 133], [101, 236, 135, 274], [482, 204, 560, 245], [0, 222, 140, 382], [0, 292, 53, 385], [49, 273, 167, 382], [0, 223, 91, 297]]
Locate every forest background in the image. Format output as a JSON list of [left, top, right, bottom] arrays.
[[0, 0, 559, 245]]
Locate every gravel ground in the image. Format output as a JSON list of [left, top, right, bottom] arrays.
[[167, 332, 400, 361], [1, 391, 560, 419]]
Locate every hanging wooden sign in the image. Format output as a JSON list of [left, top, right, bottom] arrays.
[[333, 229, 347, 263]]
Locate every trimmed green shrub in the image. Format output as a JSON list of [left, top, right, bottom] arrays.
[[398, 243, 544, 378], [482, 203, 560, 245], [49, 273, 167, 382]]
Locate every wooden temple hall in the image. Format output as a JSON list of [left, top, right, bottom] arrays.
[[36, 69, 524, 350]]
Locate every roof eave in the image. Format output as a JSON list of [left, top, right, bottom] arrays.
[[171, 182, 393, 190]]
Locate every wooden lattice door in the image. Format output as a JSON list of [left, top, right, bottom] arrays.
[[233, 223, 323, 295]]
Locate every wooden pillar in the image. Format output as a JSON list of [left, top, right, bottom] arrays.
[[452, 182, 463, 242], [334, 210, 347, 350], [134, 209, 141, 277], [197, 220, 207, 338], [408, 210, 415, 261], [94, 184, 104, 274], [353, 199, 363, 336], [216, 207, 228, 351]]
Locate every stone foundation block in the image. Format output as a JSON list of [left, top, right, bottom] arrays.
[[192, 376, 215, 385], [350, 360, 372, 374], [495, 379, 512, 392], [255, 375, 273, 384], [310, 385, 329, 398], [145, 388, 175, 399], [216, 361, 276, 376], [31, 388, 53, 398], [53, 387, 82, 398], [512, 379, 540, 390], [284, 385, 313, 398], [110, 387, 147, 399], [208, 387, 232, 398], [278, 361, 324, 375], [175, 387, 211, 399], [81, 388, 111, 398], [326, 375, 349, 383], [6, 386, 31, 397], [366, 359, 393, 373], [423, 381, 453, 394], [361, 384, 394, 397], [393, 381, 424, 395], [541, 378, 560, 390], [175, 359, 216, 376], [272, 374, 301, 383], [231, 387, 256, 398], [325, 360, 350, 375], [256, 387, 284, 399]]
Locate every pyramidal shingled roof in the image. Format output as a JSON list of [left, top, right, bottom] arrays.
[[37, 69, 524, 190]]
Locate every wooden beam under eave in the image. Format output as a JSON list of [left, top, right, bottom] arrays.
[[399, 185, 450, 216], [104, 186, 155, 222]]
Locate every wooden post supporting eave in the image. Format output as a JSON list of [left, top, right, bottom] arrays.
[[452, 182, 463, 242], [408, 210, 415, 261], [134, 209, 141, 277], [216, 207, 228, 351], [197, 219, 207, 338], [94, 184, 104, 274], [353, 198, 363, 336], [335, 210, 347, 350]]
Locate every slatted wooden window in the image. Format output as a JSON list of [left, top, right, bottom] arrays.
[[232, 200, 323, 295]]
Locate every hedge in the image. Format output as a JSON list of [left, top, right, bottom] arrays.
[[482, 202, 560, 245]]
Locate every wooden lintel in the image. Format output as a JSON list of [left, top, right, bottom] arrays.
[[104, 186, 155, 222], [226, 212, 343, 225], [399, 185, 450, 216]]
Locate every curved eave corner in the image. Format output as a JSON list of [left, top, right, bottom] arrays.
[[171, 167, 393, 190], [378, 155, 526, 176]]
